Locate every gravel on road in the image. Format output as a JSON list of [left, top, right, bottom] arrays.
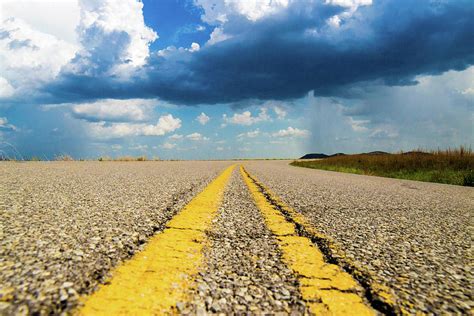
[[182, 168, 308, 314], [243, 160, 474, 315], [0, 161, 231, 315]]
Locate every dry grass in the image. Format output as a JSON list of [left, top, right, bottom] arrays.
[[54, 154, 74, 161], [292, 147, 474, 186], [98, 156, 151, 161]]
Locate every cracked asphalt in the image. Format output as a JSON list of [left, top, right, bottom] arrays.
[[1, 160, 472, 315], [182, 168, 307, 314], [243, 160, 473, 314]]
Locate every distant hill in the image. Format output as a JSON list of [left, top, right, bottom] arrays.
[[300, 151, 391, 159], [330, 153, 346, 157], [299, 153, 329, 159], [364, 151, 390, 155]]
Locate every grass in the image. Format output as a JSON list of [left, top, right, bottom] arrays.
[[291, 147, 474, 186], [98, 156, 154, 161]]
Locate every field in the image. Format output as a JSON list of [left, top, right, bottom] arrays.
[[291, 148, 474, 186]]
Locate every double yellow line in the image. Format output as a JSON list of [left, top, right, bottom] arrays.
[[79, 164, 382, 315], [80, 165, 235, 315]]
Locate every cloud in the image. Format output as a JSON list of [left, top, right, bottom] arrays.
[[1, 0, 80, 44], [347, 117, 369, 132], [88, 114, 181, 139], [161, 142, 176, 149], [0, 117, 17, 131], [0, 77, 14, 97], [272, 105, 287, 119], [168, 133, 183, 140], [195, 0, 289, 24], [304, 67, 474, 153], [189, 42, 200, 52], [0, 17, 77, 97], [223, 108, 270, 125], [461, 87, 474, 95], [237, 129, 260, 138], [196, 112, 210, 125], [70, 98, 157, 122], [186, 132, 209, 141], [21, 0, 470, 107], [72, 0, 157, 75], [272, 126, 310, 138]]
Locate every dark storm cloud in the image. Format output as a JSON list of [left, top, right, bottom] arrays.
[[41, 0, 474, 105]]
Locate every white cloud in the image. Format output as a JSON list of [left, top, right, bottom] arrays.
[[195, 0, 289, 24], [78, 0, 157, 66], [325, 0, 372, 8], [272, 126, 310, 138], [272, 105, 287, 119], [196, 112, 210, 125], [0, 0, 158, 93], [207, 27, 231, 45], [161, 142, 176, 149], [0, 77, 15, 97], [0, 117, 17, 131], [0, 17, 78, 94], [186, 132, 209, 141], [169, 133, 183, 140], [347, 117, 370, 132], [89, 114, 181, 139], [223, 108, 270, 126], [189, 42, 200, 52], [216, 146, 224, 151], [461, 87, 474, 96], [369, 127, 399, 139], [71, 98, 156, 122], [1, 0, 80, 45], [238, 129, 260, 138], [325, 0, 372, 28]]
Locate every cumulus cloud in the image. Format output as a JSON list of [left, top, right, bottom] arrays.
[[196, 112, 210, 125], [88, 114, 181, 139], [272, 126, 310, 138], [223, 108, 270, 126], [195, 0, 289, 24], [0, 17, 77, 96], [169, 134, 183, 140], [186, 132, 209, 141], [71, 98, 156, 122], [70, 0, 157, 76], [237, 129, 260, 138], [0, 77, 14, 97]]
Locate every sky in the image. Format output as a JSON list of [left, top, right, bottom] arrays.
[[0, 0, 472, 160]]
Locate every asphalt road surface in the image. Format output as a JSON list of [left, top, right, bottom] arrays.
[[0, 161, 472, 315]]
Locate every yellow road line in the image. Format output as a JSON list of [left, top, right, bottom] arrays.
[[240, 166, 376, 315], [79, 165, 235, 315]]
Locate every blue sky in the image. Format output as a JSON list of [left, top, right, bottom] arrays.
[[0, 0, 472, 160]]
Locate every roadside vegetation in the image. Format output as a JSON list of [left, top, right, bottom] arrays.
[[291, 147, 474, 186]]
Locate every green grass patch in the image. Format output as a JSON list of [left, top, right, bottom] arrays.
[[291, 148, 474, 186]]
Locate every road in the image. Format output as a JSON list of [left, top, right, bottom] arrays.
[[0, 161, 472, 315]]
